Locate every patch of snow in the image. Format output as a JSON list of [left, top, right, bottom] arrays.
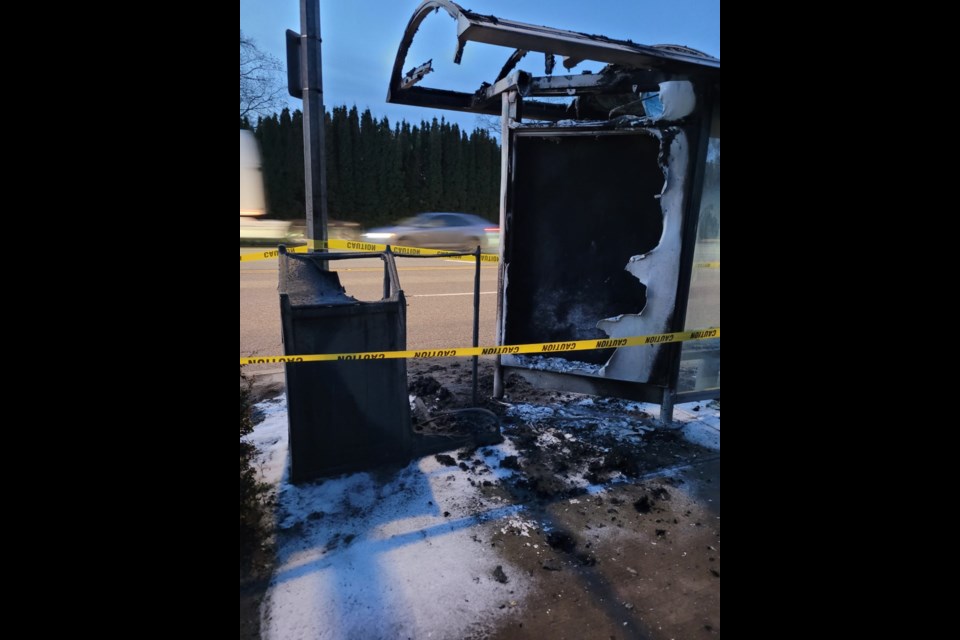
[[244, 395, 289, 485], [476, 438, 523, 482], [672, 401, 720, 451], [506, 403, 555, 421], [680, 421, 720, 451], [536, 431, 563, 447], [509, 354, 604, 375], [500, 517, 540, 537], [248, 399, 535, 640], [547, 119, 611, 128]]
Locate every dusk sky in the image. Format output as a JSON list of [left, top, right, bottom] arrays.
[[240, 0, 720, 131]]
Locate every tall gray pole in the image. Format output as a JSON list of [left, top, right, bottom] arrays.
[[300, 0, 328, 253]]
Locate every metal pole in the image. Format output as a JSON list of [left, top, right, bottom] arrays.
[[660, 388, 675, 426], [472, 246, 481, 405], [300, 0, 329, 259], [383, 246, 393, 299], [493, 91, 517, 399]]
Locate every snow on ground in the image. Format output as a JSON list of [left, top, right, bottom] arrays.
[[250, 396, 535, 640], [505, 396, 719, 451], [509, 355, 603, 375], [671, 402, 721, 451], [246, 397, 289, 485], [247, 394, 719, 639]]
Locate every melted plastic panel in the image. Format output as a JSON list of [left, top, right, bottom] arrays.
[[597, 130, 687, 384], [504, 132, 662, 365]]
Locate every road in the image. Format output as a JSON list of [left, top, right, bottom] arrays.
[[686, 239, 721, 330], [241, 243, 719, 369], [240, 249, 499, 369]]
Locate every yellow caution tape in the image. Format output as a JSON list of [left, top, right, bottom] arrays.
[[239, 238, 499, 263], [239, 245, 310, 262], [240, 240, 720, 269], [240, 328, 719, 365], [242, 240, 713, 269], [318, 238, 500, 263]]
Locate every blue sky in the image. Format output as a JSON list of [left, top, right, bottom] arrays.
[[240, 0, 720, 132]]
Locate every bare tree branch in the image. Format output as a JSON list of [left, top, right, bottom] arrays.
[[474, 115, 502, 138], [240, 30, 285, 120]]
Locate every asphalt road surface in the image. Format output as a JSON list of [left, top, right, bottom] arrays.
[[240, 249, 499, 370], [241, 243, 719, 371]]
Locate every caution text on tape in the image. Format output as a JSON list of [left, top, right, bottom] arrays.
[[319, 239, 499, 263], [239, 245, 310, 262], [240, 239, 499, 263], [242, 240, 711, 269], [240, 328, 719, 365]]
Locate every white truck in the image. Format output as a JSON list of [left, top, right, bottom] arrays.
[[240, 130, 292, 242]]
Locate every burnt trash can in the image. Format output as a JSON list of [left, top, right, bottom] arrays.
[[278, 247, 411, 482]]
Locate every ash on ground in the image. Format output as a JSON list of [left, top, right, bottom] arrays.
[[407, 358, 717, 502]]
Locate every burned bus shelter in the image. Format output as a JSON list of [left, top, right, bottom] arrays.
[[388, 1, 720, 420]]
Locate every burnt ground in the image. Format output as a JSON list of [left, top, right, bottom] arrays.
[[475, 464, 721, 639], [244, 358, 720, 638], [408, 358, 720, 638]]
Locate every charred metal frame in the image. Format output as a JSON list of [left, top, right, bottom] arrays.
[[388, 1, 720, 421], [389, 1, 718, 118], [278, 245, 496, 481], [381, 245, 486, 407]]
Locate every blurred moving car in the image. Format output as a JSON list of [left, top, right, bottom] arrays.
[[240, 216, 293, 243], [363, 213, 500, 252], [241, 129, 292, 243], [241, 130, 364, 244], [241, 219, 364, 245], [240, 130, 266, 218]]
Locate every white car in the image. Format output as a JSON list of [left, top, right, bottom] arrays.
[[363, 212, 499, 252], [240, 216, 293, 242]]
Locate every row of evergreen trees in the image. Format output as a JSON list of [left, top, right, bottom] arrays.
[[240, 107, 501, 227]]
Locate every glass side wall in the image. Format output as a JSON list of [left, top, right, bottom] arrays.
[[679, 106, 720, 393]]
